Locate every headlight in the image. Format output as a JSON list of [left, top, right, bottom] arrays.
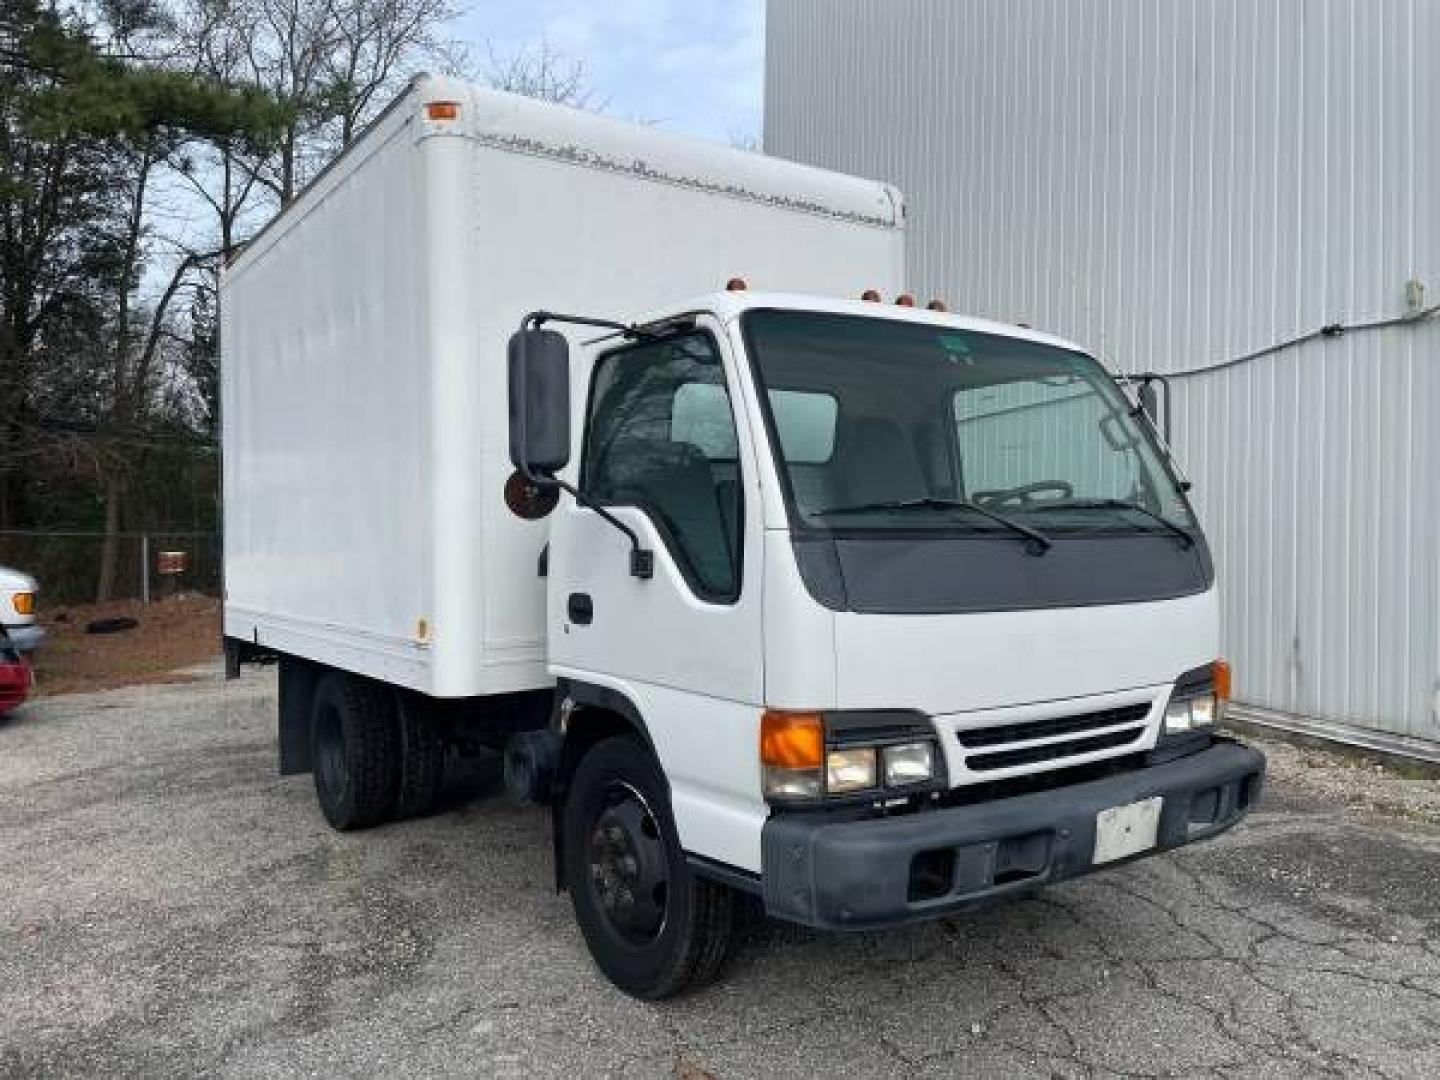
[[882, 741, 935, 786], [1164, 660, 1231, 736], [1189, 694, 1218, 728], [761, 710, 942, 802], [1164, 691, 1220, 733], [826, 748, 877, 793]]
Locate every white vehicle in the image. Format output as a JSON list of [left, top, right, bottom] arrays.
[[0, 566, 42, 653], [222, 77, 1264, 998]]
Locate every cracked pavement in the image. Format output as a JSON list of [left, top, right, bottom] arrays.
[[2, 670, 1439, 1078]]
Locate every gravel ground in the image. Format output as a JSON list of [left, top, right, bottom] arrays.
[[2, 670, 1439, 1079]]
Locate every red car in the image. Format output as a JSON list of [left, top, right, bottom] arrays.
[[0, 631, 29, 715]]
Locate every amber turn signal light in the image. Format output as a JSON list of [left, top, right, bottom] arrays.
[[760, 710, 823, 768], [1213, 659, 1232, 702]]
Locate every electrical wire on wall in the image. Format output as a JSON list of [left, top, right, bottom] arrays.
[[1160, 299, 1440, 382], [1122, 297, 1439, 439]]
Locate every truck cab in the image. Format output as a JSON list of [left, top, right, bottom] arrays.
[[510, 288, 1264, 995]]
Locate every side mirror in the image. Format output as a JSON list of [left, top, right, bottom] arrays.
[[1138, 382, 1159, 424], [508, 328, 571, 477]]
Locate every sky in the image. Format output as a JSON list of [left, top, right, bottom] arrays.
[[453, 0, 766, 145]]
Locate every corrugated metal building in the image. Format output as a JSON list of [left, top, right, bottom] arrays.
[[765, 0, 1440, 750]]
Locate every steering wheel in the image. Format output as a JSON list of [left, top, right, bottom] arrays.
[[973, 481, 1074, 510]]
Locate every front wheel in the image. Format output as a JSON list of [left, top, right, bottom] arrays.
[[562, 737, 738, 999]]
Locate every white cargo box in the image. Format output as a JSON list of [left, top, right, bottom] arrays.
[[222, 76, 905, 697]]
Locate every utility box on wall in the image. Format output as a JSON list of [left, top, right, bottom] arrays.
[[765, 0, 1440, 746]]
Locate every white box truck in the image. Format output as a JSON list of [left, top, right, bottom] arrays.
[[222, 76, 1265, 998]]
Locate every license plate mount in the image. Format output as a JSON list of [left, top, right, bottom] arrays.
[[1093, 796, 1164, 864]]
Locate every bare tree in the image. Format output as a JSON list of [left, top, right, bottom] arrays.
[[240, 0, 337, 204], [326, 0, 459, 146], [484, 39, 602, 109], [172, 0, 276, 252], [210, 0, 465, 204]]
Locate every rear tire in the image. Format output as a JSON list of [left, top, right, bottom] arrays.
[[562, 736, 738, 999], [310, 672, 400, 830], [394, 693, 446, 819]]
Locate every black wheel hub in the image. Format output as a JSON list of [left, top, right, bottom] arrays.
[[588, 782, 669, 944]]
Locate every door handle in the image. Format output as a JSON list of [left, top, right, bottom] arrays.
[[567, 592, 594, 625]]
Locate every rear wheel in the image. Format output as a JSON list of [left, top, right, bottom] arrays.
[[562, 736, 738, 999], [394, 693, 446, 819], [310, 672, 400, 830]]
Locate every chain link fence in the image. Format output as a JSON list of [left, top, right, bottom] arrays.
[[0, 530, 221, 606]]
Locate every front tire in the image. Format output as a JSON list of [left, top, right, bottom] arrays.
[[562, 736, 738, 999], [310, 672, 400, 830]]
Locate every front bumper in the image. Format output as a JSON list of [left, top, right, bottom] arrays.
[[761, 739, 1264, 930], [2, 624, 44, 653]]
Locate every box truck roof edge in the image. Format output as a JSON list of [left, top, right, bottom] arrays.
[[224, 74, 905, 282]]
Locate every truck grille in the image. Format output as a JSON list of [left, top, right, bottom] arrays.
[[955, 703, 1150, 773]]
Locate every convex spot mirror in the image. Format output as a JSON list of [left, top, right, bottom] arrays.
[[508, 328, 571, 475]]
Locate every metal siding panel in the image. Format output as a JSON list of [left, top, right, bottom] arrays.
[[766, 0, 1440, 742]]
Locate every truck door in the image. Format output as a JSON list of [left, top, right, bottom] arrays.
[[546, 315, 764, 864]]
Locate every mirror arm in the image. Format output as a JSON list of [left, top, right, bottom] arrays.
[[536, 473, 654, 580], [513, 310, 654, 580], [527, 309, 654, 339]]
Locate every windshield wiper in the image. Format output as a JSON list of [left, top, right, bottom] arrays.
[[812, 497, 1052, 554], [1029, 498, 1194, 547]]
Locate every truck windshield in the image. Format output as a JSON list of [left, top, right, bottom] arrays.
[[740, 310, 1194, 536]]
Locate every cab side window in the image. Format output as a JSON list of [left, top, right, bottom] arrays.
[[583, 332, 742, 602]]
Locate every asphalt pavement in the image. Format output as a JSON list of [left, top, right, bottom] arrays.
[[2, 670, 1438, 1079]]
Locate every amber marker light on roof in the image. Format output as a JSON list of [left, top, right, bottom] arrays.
[[895, 293, 916, 306], [860, 289, 882, 302], [926, 299, 948, 312], [425, 101, 460, 121], [726, 277, 748, 291]]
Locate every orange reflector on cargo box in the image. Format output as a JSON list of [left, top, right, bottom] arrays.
[[425, 101, 460, 121]]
